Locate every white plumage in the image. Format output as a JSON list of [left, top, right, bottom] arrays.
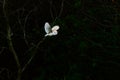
[[44, 22, 59, 37]]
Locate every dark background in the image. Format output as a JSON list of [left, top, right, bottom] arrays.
[[0, 0, 120, 80]]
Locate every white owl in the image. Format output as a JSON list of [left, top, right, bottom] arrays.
[[44, 22, 60, 37]]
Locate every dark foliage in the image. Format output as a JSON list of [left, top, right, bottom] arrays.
[[0, 0, 120, 80]]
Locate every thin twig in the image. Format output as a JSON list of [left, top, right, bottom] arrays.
[[22, 37, 46, 72], [0, 68, 11, 80], [3, 0, 21, 80], [58, 0, 64, 18], [23, 8, 36, 47], [49, 0, 64, 24], [49, 1, 54, 21]]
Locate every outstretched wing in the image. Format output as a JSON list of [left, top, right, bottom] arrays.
[[52, 25, 59, 31], [44, 22, 51, 33]]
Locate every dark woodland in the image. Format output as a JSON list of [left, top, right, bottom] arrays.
[[0, 0, 120, 80]]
